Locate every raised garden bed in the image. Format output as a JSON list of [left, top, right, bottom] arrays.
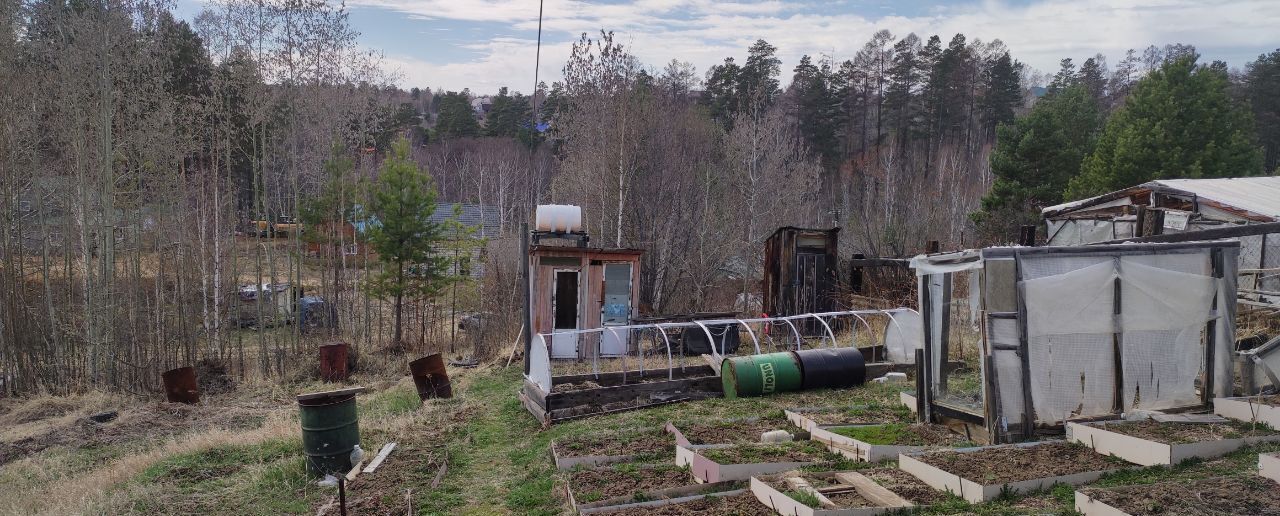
[[859, 468, 948, 505], [784, 401, 914, 433], [750, 471, 914, 516], [899, 441, 1128, 503], [666, 416, 796, 446], [552, 428, 673, 469], [1215, 396, 1280, 428], [522, 365, 721, 424], [1261, 452, 1280, 483], [566, 464, 697, 510], [811, 422, 972, 462], [684, 440, 844, 483], [1075, 476, 1280, 515], [586, 490, 770, 515], [1067, 419, 1280, 467]]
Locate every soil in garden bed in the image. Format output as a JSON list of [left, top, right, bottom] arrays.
[[1100, 420, 1278, 444], [557, 429, 672, 460], [677, 418, 792, 445], [861, 467, 948, 505], [915, 442, 1125, 485], [1082, 476, 1280, 515], [569, 464, 694, 504], [826, 423, 971, 447], [602, 492, 772, 515], [699, 440, 841, 465]]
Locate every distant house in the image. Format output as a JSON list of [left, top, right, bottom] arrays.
[[308, 203, 500, 277]]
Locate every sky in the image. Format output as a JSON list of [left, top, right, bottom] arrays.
[[175, 0, 1280, 95]]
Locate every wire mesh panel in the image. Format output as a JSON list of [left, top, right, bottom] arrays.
[[1122, 328, 1203, 410], [1239, 235, 1265, 292], [1028, 333, 1116, 423], [988, 316, 1024, 429], [1262, 233, 1280, 294]]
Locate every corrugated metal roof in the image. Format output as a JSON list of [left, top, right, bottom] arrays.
[[1147, 177, 1280, 220], [1043, 176, 1280, 221], [429, 203, 502, 238]]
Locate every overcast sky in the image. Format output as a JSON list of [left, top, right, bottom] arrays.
[[177, 0, 1280, 95]]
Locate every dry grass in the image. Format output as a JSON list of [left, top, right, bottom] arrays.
[[0, 391, 124, 442], [0, 415, 296, 515]]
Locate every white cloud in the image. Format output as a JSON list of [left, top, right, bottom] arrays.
[[370, 0, 1280, 92]]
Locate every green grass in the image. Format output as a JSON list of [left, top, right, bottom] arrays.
[[359, 383, 423, 419], [785, 488, 822, 508], [829, 423, 917, 445], [131, 438, 323, 515]]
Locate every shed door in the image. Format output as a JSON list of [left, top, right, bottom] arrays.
[[551, 269, 580, 358], [796, 252, 826, 334], [599, 263, 632, 356]]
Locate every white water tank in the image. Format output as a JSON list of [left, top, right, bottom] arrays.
[[535, 205, 583, 233]]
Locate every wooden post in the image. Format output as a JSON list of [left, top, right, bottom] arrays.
[[850, 253, 865, 295], [1134, 205, 1147, 238], [915, 348, 927, 423], [522, 222, 533, 375], [1018, 225, 1036, 247]]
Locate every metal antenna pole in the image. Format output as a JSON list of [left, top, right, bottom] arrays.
[[531, 0, 545, 123]]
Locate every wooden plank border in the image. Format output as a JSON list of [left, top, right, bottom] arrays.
[[898, 442, 1127, 504], [1066, 420, 1280, 466]]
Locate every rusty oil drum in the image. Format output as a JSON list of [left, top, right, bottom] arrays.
[[161, 366, 200, 404], [409, 353, 452, 400], [318, 342, 349, 382]]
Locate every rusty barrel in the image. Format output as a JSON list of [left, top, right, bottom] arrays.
[[409, 353, 452, 400], [161, 366, 200, 404], [319, 343, 349, 382]]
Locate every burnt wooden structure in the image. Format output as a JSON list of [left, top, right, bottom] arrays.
[[763, 227, 841, 335], [529, 245, 644, 360]]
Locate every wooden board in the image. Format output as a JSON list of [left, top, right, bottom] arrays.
[[1074, 490, 1136, 516], [1214, 397, 1280, 428], [1260, 452, 1280, 483], [683, 444, 819, 484], [296, 386, 365, 401], [898, 442, 1128, 504], [1067, 421, 1280, 467], [750, 476, 898, 516]]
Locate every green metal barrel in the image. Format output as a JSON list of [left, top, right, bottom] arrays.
[[721, 352, 803, 399], [298, 392, 360, 477]]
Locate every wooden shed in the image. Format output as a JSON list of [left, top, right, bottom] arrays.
[[529, 245, 643, 359], [762, 227, 842, 334]]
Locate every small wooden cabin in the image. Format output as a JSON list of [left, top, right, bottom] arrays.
[[529, 245, 643, 359], [762, 227, 841, 333]]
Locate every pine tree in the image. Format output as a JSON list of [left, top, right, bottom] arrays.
[[791, 54, 840, 165], [981, 51, 1022, 134], [364, 137, 449, 348], [702, 57, 741, 127], [738, 39, 781, 116], [974, 84, 1102, 237], [1068, 56, 1264, 198], [434, 90, 481, 139], [1048, 58, 1077, 94], [1078, 56, 1108, 104], [1244, 49, 1280, 172]]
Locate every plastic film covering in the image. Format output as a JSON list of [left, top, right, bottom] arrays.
[[1045, 219, 1115, 246], [1023, 260, 1117, 337], [1020, 258, 1117, 424], [883, 310, 924, 364], [988, 317, 1024, 424], [993, 350, 1024, 430], [1028, 333, 1116, 423], [1118, 256, 1216, 410], [927, 274, 946, 387], [1122, 329, 1202, 410]]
